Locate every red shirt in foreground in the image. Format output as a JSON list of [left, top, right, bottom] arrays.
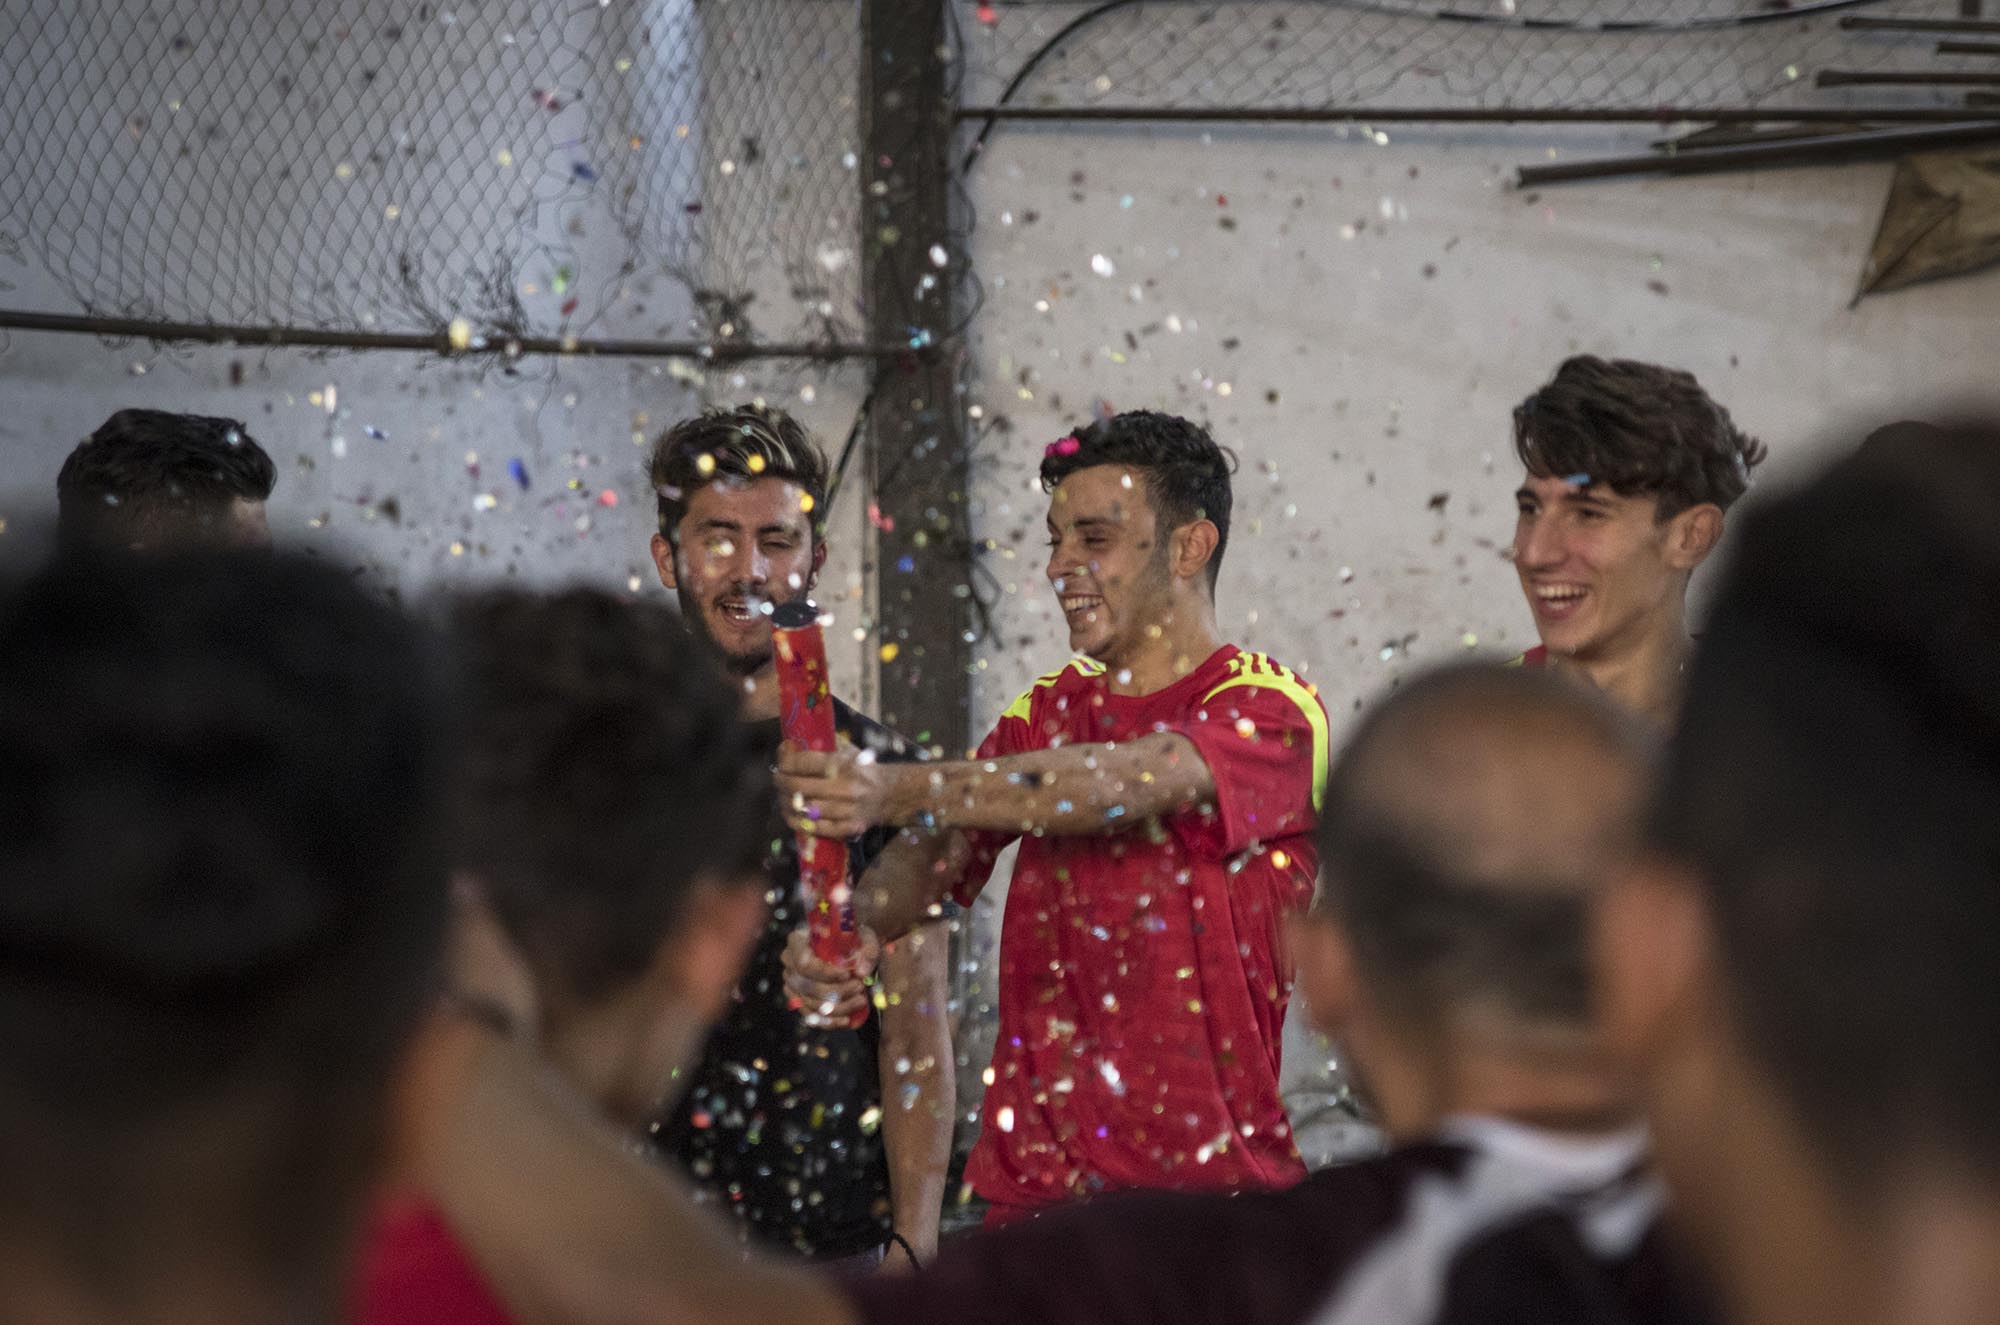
[[353, 1196, 512, 1325], [957, 644, 1328, 1215]]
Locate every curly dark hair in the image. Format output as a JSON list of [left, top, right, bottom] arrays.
[[1038, 410, 1237, 589], [57, 409, 277, 546], [1513, 357, 1766, 517], [649, 404, 830, 545], [446, 588, 774, 1008]]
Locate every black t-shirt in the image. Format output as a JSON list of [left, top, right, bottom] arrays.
[[648, 699, 921, 1261], [848, 1117, 1720, 1325]]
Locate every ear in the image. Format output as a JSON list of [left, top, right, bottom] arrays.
[[1173, 519, 1221, 587], [656, 877, 769, 1024], [1664, 503, 1724, 573], [1287, 910, 1361, 1042], [1595, 853, 1712, 1072], [650, 531, 679, 592], [808, 537, 829, 591]]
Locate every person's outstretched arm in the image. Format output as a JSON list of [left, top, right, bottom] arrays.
[[776, 732, 1215, 842]]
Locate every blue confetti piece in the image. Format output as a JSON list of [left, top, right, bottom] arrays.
[[508, 458, 531, 489], [1563, 472, 1592, 487], [896, 554, 916, 574], [364, 425, 388, 441], [571, 161, 598, 183]]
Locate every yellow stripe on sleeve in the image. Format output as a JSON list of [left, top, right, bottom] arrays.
[[1201, 657, 1331, 812]]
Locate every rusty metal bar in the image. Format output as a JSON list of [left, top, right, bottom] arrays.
[[954, 103, 2000, 126], [1841, 13, 2000, 33], [0, 308, 901, 360], [1518, 119, 2000, 186]]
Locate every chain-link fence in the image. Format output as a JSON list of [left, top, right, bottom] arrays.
[[0, 0, 871, 351], [958, 0, 1991, 117]]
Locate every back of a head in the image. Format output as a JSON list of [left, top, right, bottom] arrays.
[[447, 588, 773, 1012], [1039, 410, 1236, 586], [56, 409, 276, 549], [1653, 419, 2000, 1191], [1514, 356, 1767, 516], [1316, 662, 1651, 1044], [0, 547, 450, 1307]]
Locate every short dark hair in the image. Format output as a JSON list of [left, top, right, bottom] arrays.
[[56, 409, 277, 546], [648, 405, 830, 545], [447, 588, 774, 1009], [0, 547, 450, 1301], [1039, 410, 1236, 588], [1651, 419, 2000, 1191], [1317, 662, 1646, 1035], [1513, 356, 1766, 517]]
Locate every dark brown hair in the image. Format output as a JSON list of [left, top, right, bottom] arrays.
[[1513, 356, 1766, 517], [648, 405, 830, 545], [446, 588, 773, 1007], [1039, 410, 1236, 589], [57, 409, 276, 545]]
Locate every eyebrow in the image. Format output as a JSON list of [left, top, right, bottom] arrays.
[[1516, 486, 1612, 506], [695, 517, 804, 536]]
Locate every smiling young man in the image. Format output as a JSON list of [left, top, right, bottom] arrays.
[[643, 406, 954, 1268], [780, 410, 1329, 1226], [1509, 357, 1766, 724]]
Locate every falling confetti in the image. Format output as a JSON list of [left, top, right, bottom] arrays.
[[508, 458, 530, 490]]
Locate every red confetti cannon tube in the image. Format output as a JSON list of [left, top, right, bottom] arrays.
[[771, 600, 866, 1022]]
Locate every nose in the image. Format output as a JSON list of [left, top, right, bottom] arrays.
[[1517, 515, 1564, 572]]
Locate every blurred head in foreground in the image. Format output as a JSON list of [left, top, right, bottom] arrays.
[[1297, 660, 1650, 1140], [0, 547, 450, 1323], [1599, 419, 2000, 1325], [445, 588, 773, 1125]]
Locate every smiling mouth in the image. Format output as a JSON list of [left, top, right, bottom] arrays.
[[1531, 584, 1589, 618], [1061, 595, 1105, 620], [716, 595, 762, 625]]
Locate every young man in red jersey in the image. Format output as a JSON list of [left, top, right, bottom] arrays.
[[1509, 357, 1765, 724], [781, 410, 1329, 1225]]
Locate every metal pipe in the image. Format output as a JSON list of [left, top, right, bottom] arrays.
[[0, 309, 899, 360], [1516, 119, 2000, 186], [954, 103, 2000, 125], [1938, 38, 2000, 54], [1817, 69, 2000, 86], [1649, 121, 1875, 150], [1841, 13, 2000, 33]]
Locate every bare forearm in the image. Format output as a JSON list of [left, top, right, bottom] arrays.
[[880, 733, 1211, 836], [876, 920, 956, 1263], [856, 828, 969, 942], [431, 1033, 855, 1325]]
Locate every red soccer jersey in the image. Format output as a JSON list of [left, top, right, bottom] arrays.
[[958, 645, 1329, 1213], [352, 1196, 512, 1325]]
